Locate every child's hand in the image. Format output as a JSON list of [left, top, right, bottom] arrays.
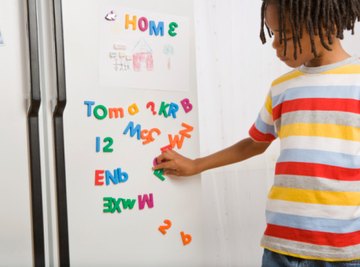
[[153, 150, 199, 177]]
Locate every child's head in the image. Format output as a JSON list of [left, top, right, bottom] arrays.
[[260, 0, 360, 67]]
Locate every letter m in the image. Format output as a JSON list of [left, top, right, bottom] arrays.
[[123, 121, 141, 140], [149, 21, 164, 36]]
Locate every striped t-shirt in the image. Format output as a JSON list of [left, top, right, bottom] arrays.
[[249, 56, 360, 261]]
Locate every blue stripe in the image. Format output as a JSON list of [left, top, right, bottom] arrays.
[[254, 114, 277, 137], [266, 211, 360, 233], [277, 149, 360, 169], [272, 86, 360, 107]]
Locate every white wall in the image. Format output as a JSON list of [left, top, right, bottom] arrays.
[[194, 0, 360, 266]]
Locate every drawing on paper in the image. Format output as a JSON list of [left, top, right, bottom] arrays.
[[99, 6, 190, 91], [109, 43, 132, 71], [132, 39, 153, 72], [163, 44, 174, 70], [108, 39, 154, 72]]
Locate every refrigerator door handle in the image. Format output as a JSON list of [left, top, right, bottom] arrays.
[[52, 0, 70, 266], [27, 0, 45, 266]]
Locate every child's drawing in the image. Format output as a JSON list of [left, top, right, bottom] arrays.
[[99, 7, 190, 91], [109, 43, 132, 71], [163, 44, 174, 70], [132, 39, 154, 72]]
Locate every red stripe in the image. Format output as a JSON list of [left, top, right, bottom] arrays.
[[249, 124, 275, 142], [265, 224, 360, 247], [273, 98, 360, 120], [275, 162, 360, 181]]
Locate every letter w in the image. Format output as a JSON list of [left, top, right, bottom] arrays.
[[138, 193, 154, 210]]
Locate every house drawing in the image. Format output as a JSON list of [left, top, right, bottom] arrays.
[[132, 39, 154, 72]]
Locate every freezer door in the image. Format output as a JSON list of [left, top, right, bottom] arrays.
[[0, 0, 44, 266]]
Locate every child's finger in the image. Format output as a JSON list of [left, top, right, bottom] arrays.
[[152, 160, 173, 171], [154, 154, 164, 165], [163, 169, 179, 176], [154, 150, 177, 165], [153, 154, 168, 166]]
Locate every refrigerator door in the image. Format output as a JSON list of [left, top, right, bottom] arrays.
[[59, 0, 203, 266], [0, 0, 44, 266]]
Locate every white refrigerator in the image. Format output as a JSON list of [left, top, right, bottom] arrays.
[[0, 0, 203, 266]]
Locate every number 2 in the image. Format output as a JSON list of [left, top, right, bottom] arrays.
[[158, 219, 172, 235]]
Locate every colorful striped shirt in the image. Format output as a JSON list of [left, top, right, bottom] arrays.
[[249, 56, 360, 261]]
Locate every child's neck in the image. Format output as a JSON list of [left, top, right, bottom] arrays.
[[304, 39, 351, 68]]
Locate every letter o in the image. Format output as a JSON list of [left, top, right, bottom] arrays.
[[138, 17, 149, 32], [94, 105, 108, 120]]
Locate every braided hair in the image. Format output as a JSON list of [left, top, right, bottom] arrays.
[[260, 0, 360, 59]]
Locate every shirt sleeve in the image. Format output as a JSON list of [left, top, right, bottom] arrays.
[[249, 92, 277, 143]]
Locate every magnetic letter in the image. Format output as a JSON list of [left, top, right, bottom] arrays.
[[123, 121, 141, 140], [95, 136, 101, 152], [105, 170, 119, 186], [94, 105, 108, 120], [158, 102, 170, 118], [179, 123, 194, 138], [138, 193, 154, 210], [154, 169, 165, 181], [113, 198, 122, 213], [117, 168, 129, 183], [138, 17, 148, 32], [180, 98, 193, 113], [128, 103, 139, 115], [181, 231, 192, 246], [146, 101, 156, 115], [95, 170, 104, 186], [121, 198, 136, 210], [109, 107, 124, 119], [168, 22, 178, 37], [125, 14, 137, 30], [141, 128, 161, 145], [158, 219, 172, 235], [168, 103, 179, 119], [149, 20, 164, 36], [84, 101, 95, 117], [168, 134, 185, 149], [160, 144, 173, 152], [103, 197, 113, 213]]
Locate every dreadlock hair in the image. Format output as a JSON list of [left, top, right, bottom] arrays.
[[260, 0, 360, 59]]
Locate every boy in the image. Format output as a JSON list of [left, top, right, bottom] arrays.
[[154, 0, 360, 266]]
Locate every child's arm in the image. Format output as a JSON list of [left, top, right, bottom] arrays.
[[153, 137, 270, 176]]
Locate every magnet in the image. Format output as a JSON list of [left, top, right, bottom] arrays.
[[180, 231, 192, 246], [153, 157, 158, 167], [160, 144, 173, 152], [105, 10, 117, 21], [158, 219, 172, 235], [154, 169, 165, 181], [180, 98, 193, 113], [138, 193, 154, 210]]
